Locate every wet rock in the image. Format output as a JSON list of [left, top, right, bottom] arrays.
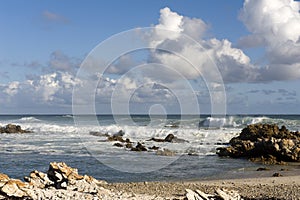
[[148, 146, 159, 150], [113, 142, 124, 147], [0, 124, 32, 133], [256, 167, 270, 171], [148, 133, 187, 143], [125, 143, 133, 149], [217, 124, 300, 163], [107, 135, 125, 143], [131, 142, 147, 151]]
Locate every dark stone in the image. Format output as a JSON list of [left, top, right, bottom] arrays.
[[125, 138, 131, 143], [148, 146, 159, 150], [272, 173, 282, 177], [107, 135, 125, 143], [125, 143, 133, 149], [148, 137, 165, 142], [131, 142, 147, 152], [0, 124, 32, 134], [113, 143, 124, 147], [164, 134, 175, 142], [147, 134, 187, 143], [256, 167, 270, 171]]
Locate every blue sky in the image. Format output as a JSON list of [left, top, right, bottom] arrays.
[[1, 0, 300, 114]]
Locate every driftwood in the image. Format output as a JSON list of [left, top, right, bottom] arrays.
[[185, 188, 242, 200]]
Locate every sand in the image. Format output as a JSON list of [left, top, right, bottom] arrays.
[[106, 175, 300, 199]]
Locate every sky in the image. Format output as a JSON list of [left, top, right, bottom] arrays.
[[1, 0, 300, 114]]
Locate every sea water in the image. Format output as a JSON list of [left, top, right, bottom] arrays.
[[0, 115, 299, 182]]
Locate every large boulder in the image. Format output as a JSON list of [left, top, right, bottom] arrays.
[[217, 124, 300, 164], [0, 124, 32, 133]]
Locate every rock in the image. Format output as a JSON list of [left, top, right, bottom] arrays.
[[113, 130, 125, 137], [217, 124, 300, 163], [113, 142, 124, 147], [272, 172, 282, 177], [156, 148, 175, 156], [148, 133, 187, 143], [164, 134, 175, 142], [125, 143, 133, 149], [107, 135, 125, 143], [148, 146, 159, 150], [0, 124, 32, 133], [131, 142, 147, 151], [256, 167, 270, 171], [0, 162, 108, 199]]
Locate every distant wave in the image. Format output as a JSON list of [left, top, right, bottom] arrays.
[[198, 116, 270, 128], [62, 115, 73, 118], [19, 117, 41, 122]]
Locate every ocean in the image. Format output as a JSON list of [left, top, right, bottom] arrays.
[[0, 115, 300, 182]]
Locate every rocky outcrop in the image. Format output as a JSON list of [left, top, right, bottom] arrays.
[[0, 124, 32, 133], [0, 162, 108, 199], [217, 124, 300, 164]]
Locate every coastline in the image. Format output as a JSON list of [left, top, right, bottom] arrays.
[[106, 175, 300, 199]]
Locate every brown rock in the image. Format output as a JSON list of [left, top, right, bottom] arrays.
[[148, 134, 187, 143], [113, 142, 124, 147], [0, 124, 32, 133], [131, 142, 147, 151], [217, 123, 300, 163], [107, 135, 125, 143]]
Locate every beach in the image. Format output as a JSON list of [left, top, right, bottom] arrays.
[[106, 175, 300, 199], [0, 116, 299, 199]]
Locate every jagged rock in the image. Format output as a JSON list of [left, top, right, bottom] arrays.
[[148, 134, 187, 143], [0, 124, 32, 133], [1, 179, 29, 198], [131, 142, 147, 151], [24, 170, 53, 189], [217, 124, 300, 163], [0, 162, 107, 199]]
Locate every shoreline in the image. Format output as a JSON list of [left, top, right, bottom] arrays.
[[106, 175, 300, 199]]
